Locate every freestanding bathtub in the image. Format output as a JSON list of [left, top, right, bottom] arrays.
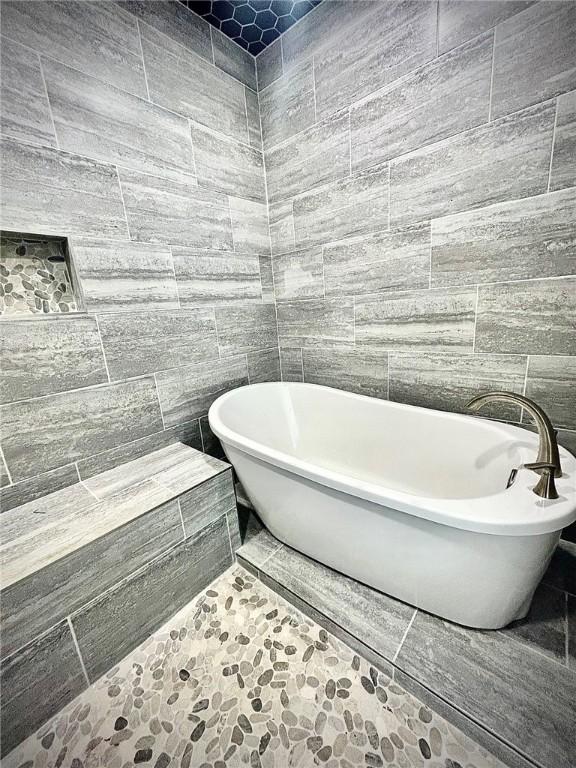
[[209, 382, 576, 628]]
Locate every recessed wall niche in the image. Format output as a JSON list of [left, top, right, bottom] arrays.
[[0, 231, 83, 317]]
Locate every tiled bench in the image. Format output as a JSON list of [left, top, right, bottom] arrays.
[[0, 443, 239, 757]]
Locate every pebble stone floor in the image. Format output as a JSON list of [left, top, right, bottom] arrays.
[[5, 566, 507, 768]]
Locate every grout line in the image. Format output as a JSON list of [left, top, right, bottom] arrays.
[[280, 38, 285, 78], [93, 314, 112, 383], [520, 356, 530, 423], [348, 109, 353, 177], [37, 54, 60, 150], [136, 20, 152, 101], [177, 497, 187, 539], [0, 445, 14, 486], [435, 0, 440, 57], [153, 372, 167, 429], [471, 285, 480, 353], [168, 246, 181, 309], [79, 479, 101, 501], [392, 609, 417, 663], [208, 25, 216, 66], [67, 617, 91, 688], [547, 99, 559, 193], [114, 166, 132, 239], [243, 84, 251, 147], [259, 541, 284, 569], [224, 511, 236, 560], [199, 416, 206, 453], [487, 31, 496, 122], [311, 55, 318, 124]]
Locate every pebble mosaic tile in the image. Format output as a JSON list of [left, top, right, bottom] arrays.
[[5, 565, 506, 768]]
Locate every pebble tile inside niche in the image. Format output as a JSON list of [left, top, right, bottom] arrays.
[[0, 231, 81, 317]]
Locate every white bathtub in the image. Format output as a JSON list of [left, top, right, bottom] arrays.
[[209, 382, 576, 628]]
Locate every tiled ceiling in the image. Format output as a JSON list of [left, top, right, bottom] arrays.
[[183, 0, 322, 56]]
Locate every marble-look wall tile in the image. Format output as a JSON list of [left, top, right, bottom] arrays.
[[280, 0, 354, 72], [211, 26, 257, 91], [0, 37, 56, 147], [0, 378, 163, 483], [172, 248, 261, 306], [438, 0, 533, 54], [0, 451, 10, 489], [1, 137, 128, 239], [550, 90, 576, 192], [141, 23, 248, 144], [190, 123, 265, 202], [247, 347, 281, 383], [280, 348, 303, 381], [229, 197, 270, 255], [42, 58, 195, 184], [431, 187, 576, 287], [475, 277, 576, 355], [389, 101, 556, 227], [323, 223, 431, 297], [269, 200, 296, 256], [293, 164, 389, 249], [259, 256, 275, 303], [70, 237, 179, 312], [256, 39, 283, 91], [179, 471, 235, 539], [156, 356, 248, 426], [265, 110, 350, 203], [0, 464, 80, 515], [491, 2, 576, 119], [355, 287, 476, 351], [118, 168, 233, 250], [0, 316, 107, 405], [303, 347, 388, 399], [1, 0, 147, 97], [272, 247, 324, 301], [98, 309, 218, 380], [199, 415, 225, 459], [277, 298, 354, 348], [389, 352, 526, 419], [259, 61, 316, 149], [525, 355, 576, 430], [215, 304, 278, 357], [350, 33, 492, 171], [0, 620, 86, 758], [245, 87, 263, 149]]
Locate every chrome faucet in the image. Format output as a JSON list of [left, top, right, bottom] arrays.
[[466, 391, 562, 500]]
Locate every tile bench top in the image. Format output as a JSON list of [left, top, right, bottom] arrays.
[[0, 443, 229, 588]]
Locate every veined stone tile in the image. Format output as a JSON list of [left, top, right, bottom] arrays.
[[172, 248, 261, 306], [215, 304, 278, 357], [0, 451, 10, 489], [492, 2, 576, 119], [276, 298, 354, 348], [525, 355, 576, 430], [390, 101, 556, 227], [229, 197, 270, 255], [190, 122, 265, 202], [118, 168, 233, 250], [388, 352, 526, 419], [551, 90, 576, 192], [303, 347, 388, 399], [269, 200, 296, 256], [293, 164, 389, 250], [355, 286, 476, 351], [244, 87, 263, 149], [0, 137, 128, 239], [0, 37, 56, 147], [0, 464, 80, 514], [324, 223, 430, 298], [259, 255, 275, 303], [179, 471, 235, 538], [0, 316, 107, 405], [141, 22, 248, 144], [212, 26, 257, 91], [70, 237, 179, 312], [1, 0, 147, 97], [314, 1, 436, 120], [97, 308, 219, 380], [265, 110, 350, 204], [438, 0, 533, 54], [42, 58, 195, 184], [272, 247, 324, 301], [431, 187, 576, 287], [156, 356, 248, 427], [280, 347, 303, 382], [259, 60, 316, 149], [350, 33, 492, 171], [247, 348, 281, 384], [0, 378, 163, 483], [199, 414, 225, 459], [280, 0, 356, 71], [475, 277, 576, 355], [256, 38, 283, 90]]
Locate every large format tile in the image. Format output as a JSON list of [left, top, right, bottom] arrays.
[[0, 620, 86, 758], [0, 378, 163, 483], [229, 197, 270, 254], [1, 0, 147, 97], [98, 308, 218, 380], [504, 582, 568, 664], [172, 248, 261, 306], [491, 1, 576, 119], [272, 247, 324, 301], [324, 223, 431, 297], [42, 58, 195, 184], [247, 348, 281, 384], [244, 87, 262, 149], [179, 471, 236, 539], [215, 304, 278, 357], [141, 22, 248, 144], [276, 298, 354, 348], [211, 26, 257, 91], [280, 0, 355, 71], [118, 168, 232, 250], [396, 610, 576, 768], [350, 33, 492, 171], [279, 347, 303, 381], [0, 464, 80, 515], [292, 164, 389, 249], [438, 0, 533, 54], [550, 90, 576, 192], [303, 347, 389, 399], [258, 256, 274, 303], [355, 287, 476, 351], [525, 355, 576, 430], [0, 137, 128, 239], [0, 37, 56, 147], [431, 187, 576, 287], [256, 38, 283, 90], [70, 237, 179, 312], [259, 60, 315, 149], [269, 200, 296, 256], [156, 356, 248, 426], [475, 277, 576, 355], [389, 101, 556, 227], [236, 527, 284, 568]]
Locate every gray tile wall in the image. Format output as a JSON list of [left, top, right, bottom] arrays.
[[0, 0, 279, 510]]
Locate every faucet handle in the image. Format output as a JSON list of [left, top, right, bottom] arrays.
[[522, 461, 557, 472], [521, 462, 559, 500]]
